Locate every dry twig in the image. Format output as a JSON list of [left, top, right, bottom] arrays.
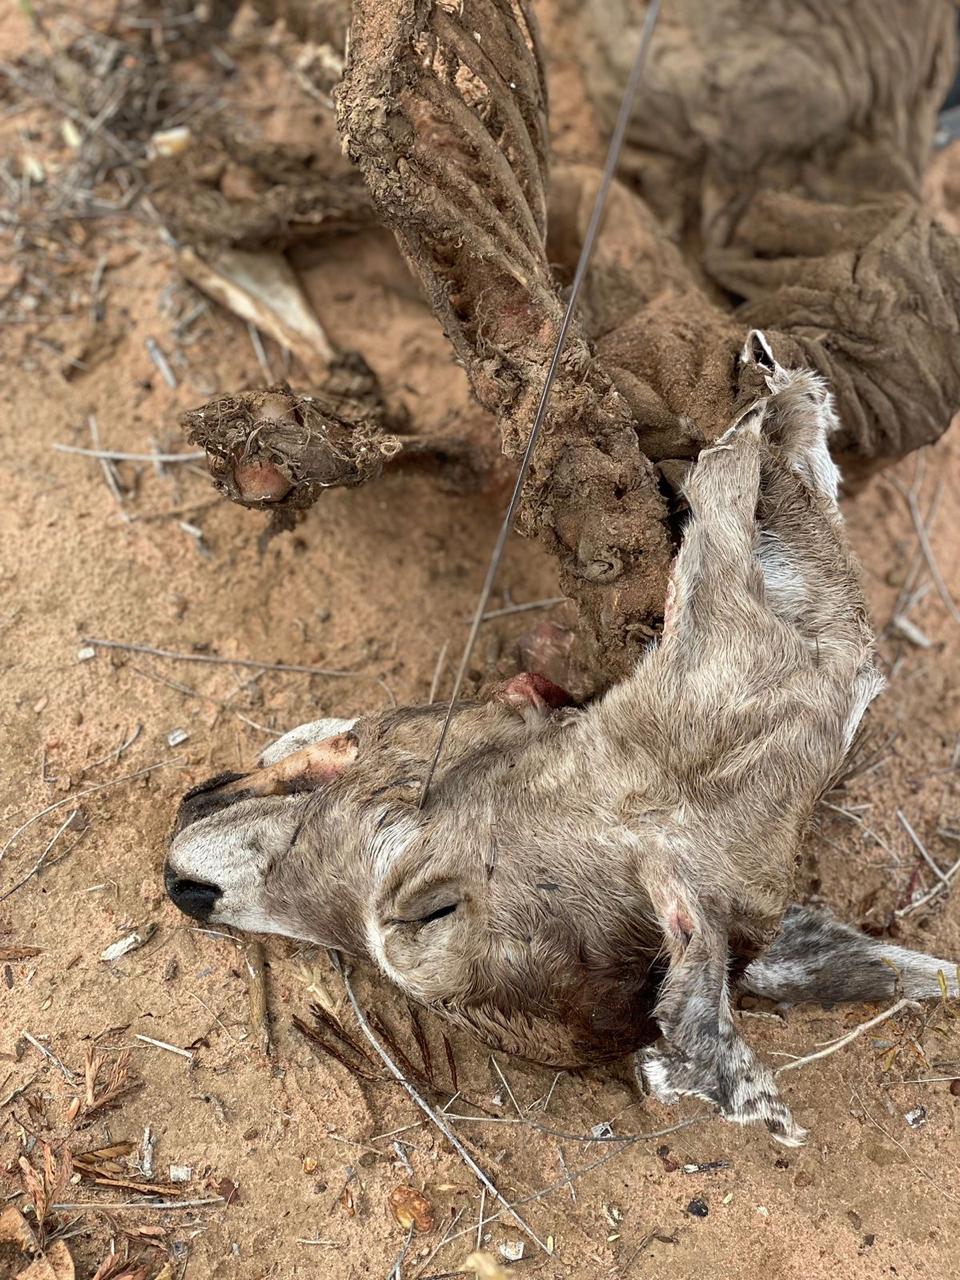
[[0, 810, 85, 903], [334, 955, 550, 1255], [244, 938, 272, 1056], [775, 998, 921, 1075], [0, 759, 182, 863], [54, 443, 204, 463], [80, 636, 374, 679], [889, 473, 960, 625]]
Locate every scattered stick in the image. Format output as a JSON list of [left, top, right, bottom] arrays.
[[22, 1032, 79, 1085], [889, 473, 960, 626], [897, 809, 950, 886], [881, 1076, 960, 1086], [820, 800, 898, 861], [421, 1116, 707, 1259], [334, 955, 550, 1255], [49, 1197, 224, 1212], [82, 724, 143, 775], [127, 499, 220, 524], [0, 759, 182, 863], [775, 998, 920, 1075], [428, 641, 449, 705], [490, 1056, 523, 1117], [134, 1035, 194, 1061], [0, 1072, 39, 1109], [244, 938, 272, 1056], [0, 810, 84, 903], [88, 414, 129, 520], [556, 1145, 577, 1203], [888, 463, 939, 625], [80, 636, 372, 679], [852, 1088, 960, 1208], [895, 854, 960, 918], [539, 1072, 561, 1114], [413, 1206, 467, 1277], [247, 321, 275, 383], [892, 615, 932, 649], [386, 1225, 414, 1280], [145, 336, 178, 388], [473, 596, 567, 623], [53, 444, 204, 463]]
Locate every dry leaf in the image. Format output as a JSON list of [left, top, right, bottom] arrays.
[[90, 1264, 150, 1280], [177, 246, 335, 375], [18, 1143, 73, 1235], [80, 1047, 140, 1117], [337, 1183, 356, 1217], [460, 1252, 509, 1280], [0, 946, 42, 961], [100, 925, 156, 963], [387, 1185, 435, 1233], [90, 1255, 128, 1280], [120, 1225, 167, 1245], [215, 1178, 240, 1206], [15, 1240, 75, 1280], [0, 1205, 38, 1252]]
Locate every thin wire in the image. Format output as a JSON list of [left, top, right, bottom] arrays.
[[419, 0, 664, 807]]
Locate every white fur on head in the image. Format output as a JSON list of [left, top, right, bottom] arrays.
[[167, 799, 304, 934]]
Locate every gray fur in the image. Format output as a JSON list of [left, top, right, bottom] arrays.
[[164, 334, 955, 1142]]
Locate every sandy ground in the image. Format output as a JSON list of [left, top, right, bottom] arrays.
[[1, 4, 959, 1279]]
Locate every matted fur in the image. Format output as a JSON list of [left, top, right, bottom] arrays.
[[165, 336, 956, 1142]]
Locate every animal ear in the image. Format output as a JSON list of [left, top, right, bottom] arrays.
[[220, 731, 359, 798], [741, 328, 778, 373], [491, 672, 575, 720], [258, 717, 358, 767], [641, 900, 805, 1146]]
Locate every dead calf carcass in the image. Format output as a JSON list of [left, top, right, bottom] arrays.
[[165, 337, 958, 1144]]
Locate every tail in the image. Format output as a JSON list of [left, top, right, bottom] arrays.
[[742, 905, 958, 1004]]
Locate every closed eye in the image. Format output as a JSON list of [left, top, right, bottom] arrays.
[[417, 901, 458, 924], [391, 901, 459, 927]]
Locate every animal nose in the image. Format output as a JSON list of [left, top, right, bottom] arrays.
[[164, 865, 222, 920]]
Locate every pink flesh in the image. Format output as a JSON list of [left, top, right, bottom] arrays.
[[232, 459, 293, 503], [493, 671, 576, 715]]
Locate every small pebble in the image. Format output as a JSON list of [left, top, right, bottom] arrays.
[[77, 646, 96, 662], [687, 1198, 709, 1218], [904, 1105, 927, 1128], [498, 1241, 524, 1262], [169, 1165, 192, 1183], [150, 125, 193, 158], [949, 1079, 960, 1097], [167, 728, 190, 747], [100, 923, 157, 962]]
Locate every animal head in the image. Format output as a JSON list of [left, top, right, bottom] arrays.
[[165, 675, 663, 1064]]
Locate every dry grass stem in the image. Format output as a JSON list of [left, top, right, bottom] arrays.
[[775, 998, 921, 1075], [335, 956, 550, 1255]]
